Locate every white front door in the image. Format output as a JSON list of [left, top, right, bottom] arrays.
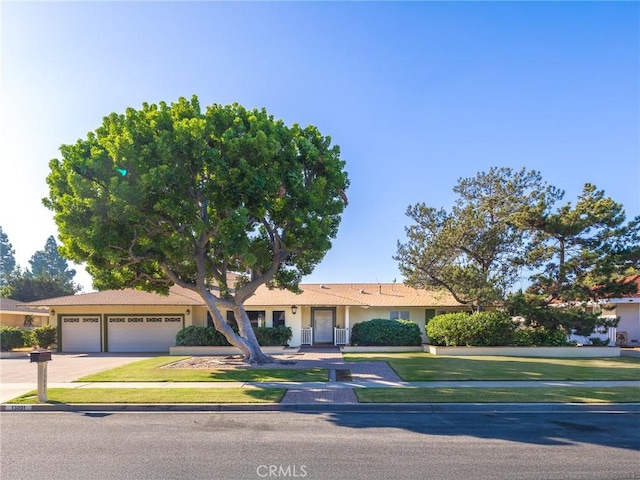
[[313, 309, 334, 344]]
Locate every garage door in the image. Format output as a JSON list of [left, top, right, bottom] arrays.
[[61, 316, 101, 352], [107, 315, 183, 352]]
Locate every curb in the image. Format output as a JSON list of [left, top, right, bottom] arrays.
[[3, 402, 640, 413]]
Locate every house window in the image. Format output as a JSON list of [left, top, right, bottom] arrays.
[[273, 311, 285, 327], [390, 310, 410, 320], [425, 309, 436, 325]]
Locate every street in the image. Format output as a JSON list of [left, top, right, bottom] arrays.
[[1, 410, 638, 480]]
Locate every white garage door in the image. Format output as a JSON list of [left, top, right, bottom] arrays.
[[107, 315, 183, 352], [61, 316, 101, 352]]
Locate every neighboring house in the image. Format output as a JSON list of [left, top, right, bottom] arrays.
[[25, 283, 469, 353], [603, 275, 640, 347], [0, 298, 49, 328]]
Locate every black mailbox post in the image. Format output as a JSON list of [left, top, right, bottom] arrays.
[[30, 350, 52, 402], [30, 350, 52, 363]]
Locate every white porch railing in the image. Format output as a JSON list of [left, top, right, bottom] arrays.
[[608, 326, 617, 346], [334, 328, 348, 346], [301, 327, 313, 345]]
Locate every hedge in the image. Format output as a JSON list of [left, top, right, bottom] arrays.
[[176, 325, 292, 347], [0, 326, 25, 351], [32, 324, 57, 349], [513, 327, 569, 346], [350, 318, 422, 346], [426, 312, 514, 346]]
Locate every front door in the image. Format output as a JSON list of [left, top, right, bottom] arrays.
[[313, 308, 335, 344]]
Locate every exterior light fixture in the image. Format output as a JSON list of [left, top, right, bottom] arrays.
[[186, 309, 191, 315], [291, 305, 298, 314], [50, 310, 55, 315]]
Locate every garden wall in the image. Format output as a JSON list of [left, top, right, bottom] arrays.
[[425, 345, 621, 357]]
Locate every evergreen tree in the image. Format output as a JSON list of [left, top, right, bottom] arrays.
[[0, 226, 16, 287]]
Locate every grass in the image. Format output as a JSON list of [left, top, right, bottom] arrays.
[[77, 357, 329, 382], [8, 387, 286, 404], [343, 352, 640, 381], [355, 386, 640, 404]]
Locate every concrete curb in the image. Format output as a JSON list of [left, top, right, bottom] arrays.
[[3, 402, 640, 413]]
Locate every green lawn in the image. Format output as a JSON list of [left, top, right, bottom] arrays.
[[77, 357, 329, 382], [343, 352, 640, 381], [9, 387, 286, 404], [355, 386, 640, 404]]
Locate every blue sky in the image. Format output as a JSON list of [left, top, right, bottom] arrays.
[[1, 1, 638, 292]]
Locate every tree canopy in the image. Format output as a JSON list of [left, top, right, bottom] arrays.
[[397, 167, 639, 336], [1, 235, 80, 302], [44, 96, 349, 362], [0, 227, 16, 287], [396, 167, 558, 311]]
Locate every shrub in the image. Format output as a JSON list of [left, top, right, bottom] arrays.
[[350, 318, 422, 346], [253, 326, 292, 346], [175, 326, 231, 347], [426, 312, 514, 346], [176, 325, 292, 347], [32, 324, 57, 349], [0, 326, 25, 351], [513, 327, 569, 346]]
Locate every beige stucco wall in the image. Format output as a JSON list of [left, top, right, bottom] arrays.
[[0, 312, 49, 328], [613, 303, 640, 346]]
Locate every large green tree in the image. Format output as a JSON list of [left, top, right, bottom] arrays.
[[29, 235, 76, 282], [1, 235, 80, 301], [396, 167, 559, 311], [44, 96, 349, 363], [0, 226, 16, 287], [509, 183, 639, 334]]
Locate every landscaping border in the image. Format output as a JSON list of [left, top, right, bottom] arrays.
[[425, 345, 621, 357], [169, 346, 293, 356], [341, 346, 423, 353]]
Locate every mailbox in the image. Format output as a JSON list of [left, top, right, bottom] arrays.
[[30, 350, 52, 363]]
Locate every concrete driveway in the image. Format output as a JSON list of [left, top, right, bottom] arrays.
[[0, 353, 155, 403]]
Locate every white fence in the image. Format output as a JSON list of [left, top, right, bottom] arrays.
[[334, 328, 348, 346], [301, 328, 313, 345]]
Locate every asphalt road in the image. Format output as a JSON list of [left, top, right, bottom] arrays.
[[1, 410, 639, 480]]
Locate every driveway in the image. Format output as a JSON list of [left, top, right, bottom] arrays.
[[0, 353, 155, 403]]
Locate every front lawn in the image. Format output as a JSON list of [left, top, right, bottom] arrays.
[[355, 386, 640, 403], [77, 357, 329, 382], [343, 352, 640, 381], [9, 387, 286, 404]]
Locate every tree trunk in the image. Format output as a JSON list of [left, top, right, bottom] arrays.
[[232, 306, 272, 364], [198, 288, 272, 364]]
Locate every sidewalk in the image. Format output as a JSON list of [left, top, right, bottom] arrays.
[[2, 348, 639, 407]]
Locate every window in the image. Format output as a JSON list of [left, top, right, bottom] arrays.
[[390, 310, 410, 320], [273, 311, 285, 327], [425, 309, 436, 324]]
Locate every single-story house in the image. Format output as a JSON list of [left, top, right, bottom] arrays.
[[0, 297, 49, 328], [603, 275, 640, 347], [25, 283, 469, 353]]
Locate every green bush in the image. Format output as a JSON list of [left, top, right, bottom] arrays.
[[175, 326, 231, 346], [21, 329, 34, 347], [32, 324, 57, 348], [426, 312, 514, 346], [513, 327, 569, 346], [350, 318, 422, 346], [0, 326, 26, 351], [253, 326, 292, 346], [176, 325, 292, 347]]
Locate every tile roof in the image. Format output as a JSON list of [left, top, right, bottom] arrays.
[[23, 283, 463, 308], [247, 283, 462, 307], [25, 285, 202, 307], [0, 298, 50, 315], [620, 275, 640, 298]]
